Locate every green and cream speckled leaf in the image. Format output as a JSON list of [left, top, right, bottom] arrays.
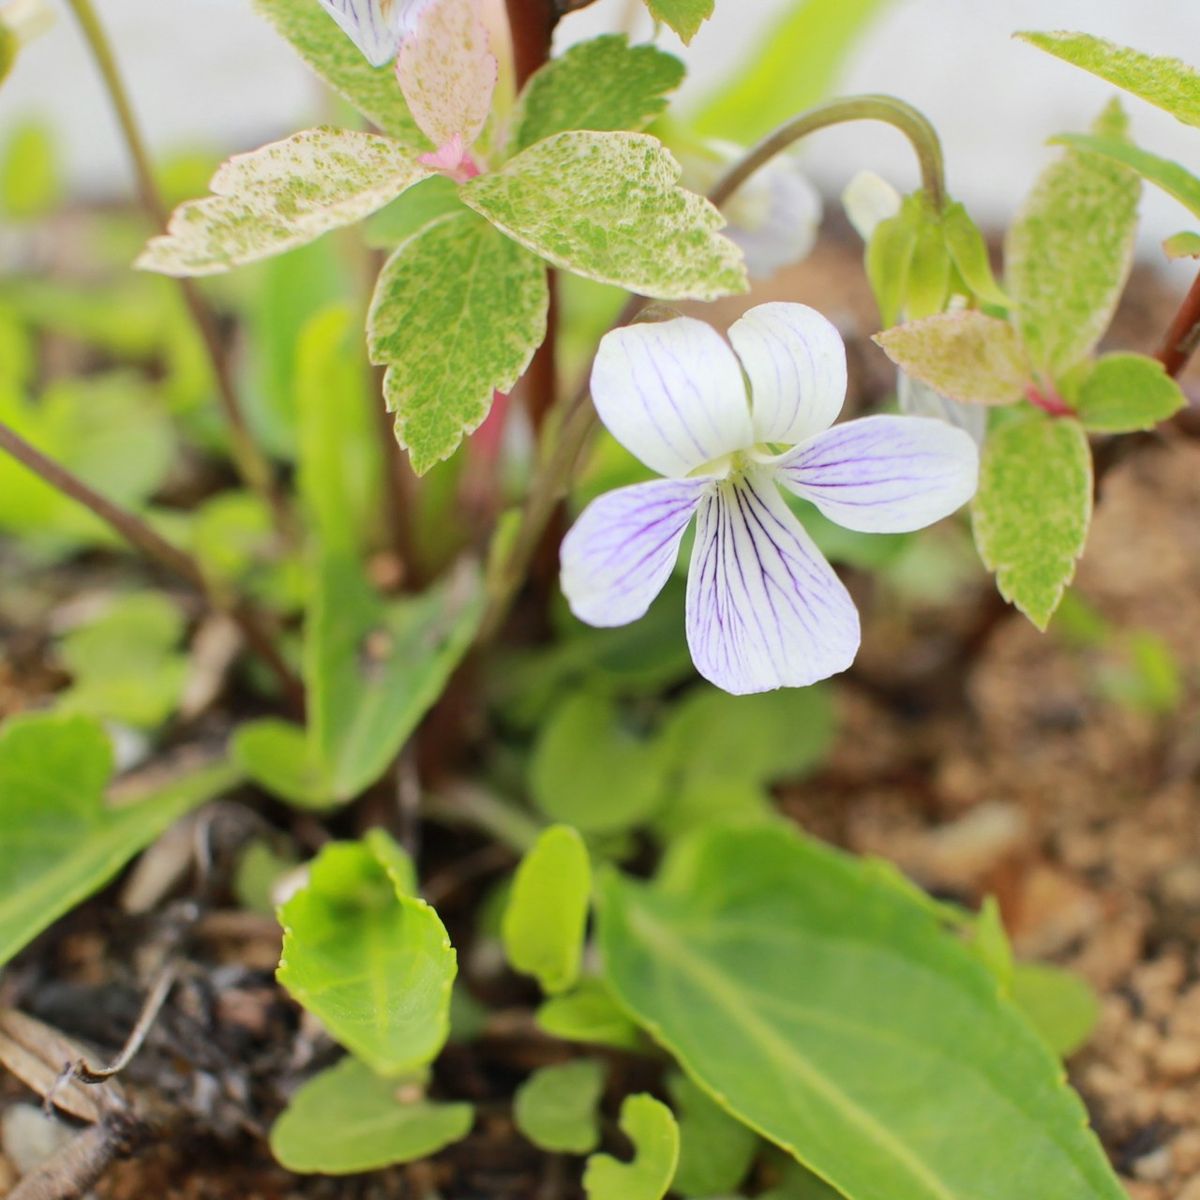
[[644, 0, 714, 44], [367, 208, 548, 473], [138, 128, 429, 276], [462, 130, 747, 300]]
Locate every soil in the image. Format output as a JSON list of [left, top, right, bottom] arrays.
[[1, 224, 1199, 1198]]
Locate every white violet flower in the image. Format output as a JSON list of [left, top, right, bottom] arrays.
[[316, 0, 433, 66], [560, 303, 980, 695]]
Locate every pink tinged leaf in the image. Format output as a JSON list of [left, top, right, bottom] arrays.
[[560, 478, 710, 628], [590, 317, 753, 480], [397, 0, 497, 156], [726, 302, 848, 446], [773, 414, 979, 535], [686, 473, 860, 695]]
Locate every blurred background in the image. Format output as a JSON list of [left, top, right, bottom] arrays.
[[3, 0, 1200, 273]]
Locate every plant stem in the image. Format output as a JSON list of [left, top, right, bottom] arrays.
[[64, 0, 289, 537], [505, 0, 557, 89], [1156, 265, 1200, 379], [709, 94, 947, 213], [0, 421, 304, 710]]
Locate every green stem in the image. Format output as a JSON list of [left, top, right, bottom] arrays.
[[709, 94, 947, 213], [64, 0, 291, 539]]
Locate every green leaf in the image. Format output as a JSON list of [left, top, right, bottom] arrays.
[[905, 203, 952, 321], [276, 832, 455, 1075], [1164, 230, 1200, 259], [940, 202, 1008, 307], [462, 131, 746, 301], [873, 312, 1028, 407], [514, 1059, 606, 1154], [668, 1070, 758, 1196], [599, 825, 1125, 1200], [864, 209, 916, 326], [502, 825, 592, 995], [138, 128, 430, 276], [513, 35, 684, 154], [972, 412, 1093, 629], [1051, 131, 1200, 221], [57, 593, 188, 729], [536, 977, 646, 1051], [1004, 108, 1140, 375], [364, 174, 463, 248], [644, 0, 713, 44], [232, 719, 333, 811], [1074, 352, 1185, 433], [253, 0, 426, 145], [693, 0, 888, 143], [583, 1094, 680, 1200], [1017, 31, 1200, 129], [530, 692, 668, 834], [307, 556, 485, 804], [0, 119, 59, 219], [368, 209, 548, 473], [1011, 963, 1100, 1059], [270, 1056, 473, 1174], [0, 713, 239, 965]]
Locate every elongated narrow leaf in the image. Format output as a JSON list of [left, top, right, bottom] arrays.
[[270, 1056, 473, 1174], [513, 35, 684, 154], [1018, 31, 1200, 129], [462, 131, 747, 300], [502, 825, 591, 994], [1051, 131, 1200, 221], [644, 0, 713, 44], [874, 312, 1028, 407], [941, 202, 1008, 307], [277, 832, 455, 1075], [253, 0, 427, 145], [972, 412, 1092, 630], [600, 825, 1125, 1200], [1073, 352, 1185, 433], [1004, 108, 1139, 375], [0, 713, 240, 965], [138, 128, 430, 276], [369, 209, 548, 472], [584, 1094, 680, 1200], [694, 0, 888, 143]]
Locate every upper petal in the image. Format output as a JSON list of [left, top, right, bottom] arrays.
[[560, 477, 709, 628], [774, 414, 979, 534], [897, 370, 988, 447], [726, 151, 822, 281], [317, 0, 407, 66], [727, 302, 847, 446], [686, 472, 859, 694], [591, 317, 753, 479]]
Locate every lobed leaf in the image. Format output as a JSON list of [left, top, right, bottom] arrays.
[[276, 831, 455, 1076], [1004, 108, 1140, 375], [583, 1093, 680, 1200], [368, 209, 547, 472], [270, 1056, 473, 1174], [874, 311, 1028, 407], [462, 131, 747, 301], [501, 825, 591, 995], [138, 128, 430, 276], [600, 824, 1125, 1200], [513, 35, 684, 154], [253, 0, 426, 145], [1017, 31, 1200, 128], [972, 411, 1093, 630], [644, 0, 714, 44], [514, 1059, 606, 1154], [1073, 352, 1185, 433], [0, 713, 240, 965]]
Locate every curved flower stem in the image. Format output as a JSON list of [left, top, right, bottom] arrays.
[[709, 94, 947, 213], [478, 94, 947, 644], [0, 421, 304, 711], [65, 0, 291, 539]]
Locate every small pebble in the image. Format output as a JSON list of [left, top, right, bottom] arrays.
[[0, 1105, 75, 1176]]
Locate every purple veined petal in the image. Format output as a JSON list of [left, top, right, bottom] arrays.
[[773, 414, 980, 534], [727, 302, 847, 447], [316, 0, 431, 67], [686, 472, 859, 695], [726, 150, 823, 281], [897, 370, 987, 447], [560, 477, 711, 628], [591, 317, 753, 479]]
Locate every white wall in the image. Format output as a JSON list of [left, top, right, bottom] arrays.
[[4, 0, 1200, 271]]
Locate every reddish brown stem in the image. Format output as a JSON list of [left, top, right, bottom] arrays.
[[505, 0, 557, 90], [0, 421, 304, 711], [1156, 266, 1200, 378]]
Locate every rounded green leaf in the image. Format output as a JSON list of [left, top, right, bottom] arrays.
[[514, 1059, 606, 1154], [1075, 351, 1186, 433], [668, 1070, 758, 1197], [583, 1094, 680, 1200], [502, 825, 591, 994], [536, 978, 646, 1052], [1011, 963, 1101, 1058], [270, 1056, 473, 1174]]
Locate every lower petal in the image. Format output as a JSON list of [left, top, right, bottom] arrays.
[[775, 414, 979, 534], [561, 478, 708, 628], [686, 474, 859, 695]]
